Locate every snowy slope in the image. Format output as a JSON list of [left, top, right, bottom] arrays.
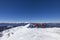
[[0, 24, 60, 40]]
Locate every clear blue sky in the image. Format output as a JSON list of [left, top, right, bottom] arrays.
[[0, 0, 60, 23]]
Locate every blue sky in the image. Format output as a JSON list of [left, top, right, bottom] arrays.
[[0, 0, 60, 23]]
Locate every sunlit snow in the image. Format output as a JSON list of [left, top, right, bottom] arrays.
[[0, 24, 60, 40]]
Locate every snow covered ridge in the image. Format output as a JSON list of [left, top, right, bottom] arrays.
[[0, 24, 60, 40], [0, 23, 28, 32], [0, 23, 60, 32], [0, 24, 30, 37]]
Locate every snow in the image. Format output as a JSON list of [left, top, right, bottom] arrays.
[[0, 24, 60, 40]]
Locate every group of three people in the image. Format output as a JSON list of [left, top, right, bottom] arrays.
[[29, 23, 47, 28]]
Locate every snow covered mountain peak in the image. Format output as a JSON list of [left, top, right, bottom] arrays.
[[0, 24, 60, 40]]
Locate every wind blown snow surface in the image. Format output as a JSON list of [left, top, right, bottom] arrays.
[[0, 24, 60, 40]]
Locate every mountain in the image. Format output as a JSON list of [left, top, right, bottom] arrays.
[[0, 24, 60, 40]]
